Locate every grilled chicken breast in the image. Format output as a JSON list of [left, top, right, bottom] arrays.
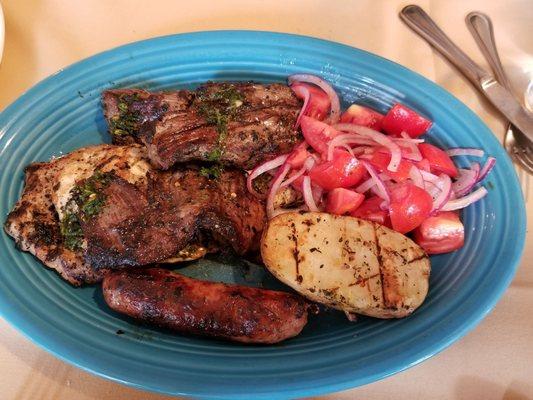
[[261, 212, 430, 318], [3, 144, 148, 286], [102, 82, 302, 170]]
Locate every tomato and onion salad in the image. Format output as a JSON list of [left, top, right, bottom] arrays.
[[246, 75, 496, 254]]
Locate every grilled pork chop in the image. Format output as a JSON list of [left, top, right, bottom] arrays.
[[84, 167, 266, 269], [4, 145, 149, 285], [102, 82, 302, 170]]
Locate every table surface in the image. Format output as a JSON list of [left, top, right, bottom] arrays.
[[0, 0, 531, 399]]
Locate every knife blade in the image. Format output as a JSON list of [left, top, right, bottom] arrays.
[[480, 77, 533, 142]]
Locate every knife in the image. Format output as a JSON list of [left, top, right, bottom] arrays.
[[400, 5, 533, 144]]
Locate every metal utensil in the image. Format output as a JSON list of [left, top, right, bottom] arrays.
[[399, 5, 533, 145], [466, 11, 533, 176]]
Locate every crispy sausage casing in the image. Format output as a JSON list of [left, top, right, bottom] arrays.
[[102, 268, 309, 344]]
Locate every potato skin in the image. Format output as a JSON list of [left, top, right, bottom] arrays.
[[261, 212, 430, 318]]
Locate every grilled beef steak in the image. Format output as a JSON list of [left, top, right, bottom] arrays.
[[84, 168, 265, 269], [103, 268, 309, 344], [102, 82, 302, 170]]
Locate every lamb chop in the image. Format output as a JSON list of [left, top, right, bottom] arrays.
[[102, 82, 302, 170]]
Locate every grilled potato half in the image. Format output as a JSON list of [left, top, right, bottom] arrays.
[[261, 212, 430, 318]]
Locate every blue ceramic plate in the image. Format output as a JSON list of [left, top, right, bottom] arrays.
[[0, 31, 526, 399]]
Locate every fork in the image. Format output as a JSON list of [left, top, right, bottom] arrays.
[[465, 12, 531, 200]]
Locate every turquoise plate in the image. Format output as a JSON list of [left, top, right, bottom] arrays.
[[0, 31, 526, 399]]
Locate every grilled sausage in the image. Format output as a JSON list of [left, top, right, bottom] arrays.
[[102, 268, 309, 344]]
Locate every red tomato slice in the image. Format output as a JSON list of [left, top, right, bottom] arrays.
[[300, 116, 340, 154], [382, 103, 432, 138], [389, 182, 433, 233], [291, 83, 331, 121], [350, 196, 391, 227], [418, 143, 458, 178], [309, 149, 366, 190], [340, 104, 384, 131], [286, 143, 309, 168], [326, 188, 365, 215], [413, 211, 465, 254], [415, 158, 431, 172], [368, 150, 413, 182]]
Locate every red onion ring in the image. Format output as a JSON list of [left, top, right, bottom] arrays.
[[266, 163, 291, 218], [334, 124, 401, 172], [361, 161, 390, 203], [409, 165, 425, 188], [246, 154, 289, 199], [290, 84, 311, 128], [288, 74, 341, 123], [441, 186, 488, 211], [432, 174, 452, 212], [302, 176, 320, 211], [446, 148, 485, 157], [452, 164, 480, 197], [280, 156, 316, 188], [326, 133, 375, 161], [478, 156, 496, 182], [420, 170, 440, 183]]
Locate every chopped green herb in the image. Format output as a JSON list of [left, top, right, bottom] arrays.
[[60, 212, 83, 251], [200, 165, 223, 179], [60, 171, 114, 251], [110, 94, 141, 137], [196, 84, 244, 161]]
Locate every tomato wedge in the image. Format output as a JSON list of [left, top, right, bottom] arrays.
[[368, 150, 414, 182], [340, 104, 384, 131], [350, 196, 391, 227], [382, 103, 432, 138], [418, 143, 458, 178], [326, 188, 365, 215], [300, 116, 340, 154], [309, 149, 366, 190], [285, 143, 309, 168], [291, 82, 331, 121], [413, 211, 465, 254], [389, 182, 433, 233]]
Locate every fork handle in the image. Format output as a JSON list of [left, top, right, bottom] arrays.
[[400, 5, 490, 88], [466, 12, 513, 91]]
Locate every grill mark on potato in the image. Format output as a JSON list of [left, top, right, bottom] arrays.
[[290, 221, 300, 283], [348, 273, 380, 287], [372, 222, 386, 309]]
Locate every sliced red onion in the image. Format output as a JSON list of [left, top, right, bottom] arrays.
[[478, 156, 496, 182], [266, 163, 291, 218], [452, 163, 480, 197], [302, 176, 320, 211], [326, 134, 375, 161], [291, 84, 311, 128], [398, 132, 425, 143], [334, 124, 401, 172], [420, 170, 440, 183], [409, 165, 425, 188], [441, 186, 488, 211], [280, 156, 315, 188], [432, 174, 452, 212], [446, 147, 485, 157], [355, 177, 375, 193], [288, 74, 341, 123], [362, 161, 390, 203], [247, 154, 289, 199]]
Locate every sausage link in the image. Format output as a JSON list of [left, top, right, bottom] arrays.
[[102, 268, 309, 344]]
